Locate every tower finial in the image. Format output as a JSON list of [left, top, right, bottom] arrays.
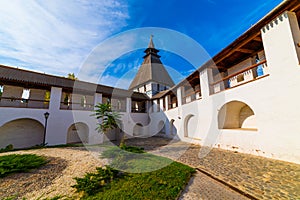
[[148, 34, 155, 48]]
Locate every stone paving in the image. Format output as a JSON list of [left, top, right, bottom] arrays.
[[179, 171, 249, 200], [123, 137, 300, 200]]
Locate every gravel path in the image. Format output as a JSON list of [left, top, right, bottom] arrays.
[[0, 148, 105, 200], [1, 137, 299, 199]]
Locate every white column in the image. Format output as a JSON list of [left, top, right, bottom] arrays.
[[159, 98, 164, 111], [94, 93, 102, 107], [200, 68, 213, 98], [153, 99, 158, 113], [177, 87, 182, 107], [165, 95, 169, 111], [126, 97, 131, 113], [49, 87, 62, 112]]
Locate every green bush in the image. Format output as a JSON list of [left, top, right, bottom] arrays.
[[0, 144, 14, 153], [75, 146, 195, 199], [0, 154, 48, 178], [81, 161, 195, 200], [100, 145, 144, 159], [72, 166, 123, 195], [121, 145, 144, 153]]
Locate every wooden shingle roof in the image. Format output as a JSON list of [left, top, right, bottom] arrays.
[[0, 64, 149, 100], [129, 36, 174, 90]]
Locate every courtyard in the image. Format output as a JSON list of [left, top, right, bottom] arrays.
[[0, 137, 299, 199]]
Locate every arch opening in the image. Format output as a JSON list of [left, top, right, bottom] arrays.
[[170, 119, 175, 135], [0, 118, 44, 149], [67, 122, 89, 144], [133, 123, 143, 136], [218, 101, 257, 131], [158, 120, 166, 135], [184, 114, 194, 137]]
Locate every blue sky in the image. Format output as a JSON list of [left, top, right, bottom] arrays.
[[0, 0, 282, 89]]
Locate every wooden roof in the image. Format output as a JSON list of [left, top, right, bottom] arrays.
[[0, 64, 149, 100], [129, 36, 175, 90], [152, 0, 300, 99], [208, 0, 300, 71]]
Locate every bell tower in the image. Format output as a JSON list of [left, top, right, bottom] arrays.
[[129, 36, 174, 98]]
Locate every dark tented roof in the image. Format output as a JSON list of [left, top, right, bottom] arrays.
[[129, 37, 174, 90]]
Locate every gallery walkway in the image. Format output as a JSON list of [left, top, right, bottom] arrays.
[[123, 137, 300, 200]]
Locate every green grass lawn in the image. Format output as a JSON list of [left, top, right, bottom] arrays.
[[0, 154, 48, 178], [73, 146, 195, 200]]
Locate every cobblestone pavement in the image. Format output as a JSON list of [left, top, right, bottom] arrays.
[[124, 137, 300, 200], [179, 171, 249, 200]]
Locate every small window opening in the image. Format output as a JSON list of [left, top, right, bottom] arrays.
[[237, 74, 244, 82], [0, 85, 3, 97], [21, 89, 30, 103], [81, 96, 87, 107]]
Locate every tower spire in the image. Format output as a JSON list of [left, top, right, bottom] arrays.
[[129, 36, 174, 96], [148, 35, 155, 48], [144, 35, 160, 58]]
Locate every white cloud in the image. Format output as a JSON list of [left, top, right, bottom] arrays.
[[0, 0, 129, 77]]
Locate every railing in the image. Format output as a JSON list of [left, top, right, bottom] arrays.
[[111, 105, 126, 112], [131, 107, 146, 113], [210, 60, 269, 94], [182, 90, 201, 105], [0, 97, 49, 109], [60, 102, 94, 111], [168, 102, 178, 110]]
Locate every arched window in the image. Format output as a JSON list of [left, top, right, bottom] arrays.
[[218, 101, 257, 131]]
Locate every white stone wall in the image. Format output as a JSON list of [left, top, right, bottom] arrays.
[[0, 86, 150, 148], [149, 11, 300, 164]]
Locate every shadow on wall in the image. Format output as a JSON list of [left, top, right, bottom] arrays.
[[218, 100, 257, 130], [0, 118, 44, 149]]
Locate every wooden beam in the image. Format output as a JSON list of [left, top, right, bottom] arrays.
[[290, 2, 300, 12], [215, 32, 260, 65], [252, 36, 262, 42], [236, 48, 255, 54], [209, 65, 226, 70]]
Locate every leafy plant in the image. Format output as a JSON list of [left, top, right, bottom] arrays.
[[76, 160, 195, 200], [92, 103, 124, 146], [0, 154, 48, 178], [0, 144, 14, 153], [72, 166, 123, 195], [93, 103, 121, 133], [101, 145, 144, 159]]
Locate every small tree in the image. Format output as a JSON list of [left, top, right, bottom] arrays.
[[93, 103, 124, 146], [67, 73, 78, 80]]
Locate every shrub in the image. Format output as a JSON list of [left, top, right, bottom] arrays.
[[79, 161, 195, 200], [0, 144, 14, 153], [101, 145, 145, 159], [121, 145, 144, 154], [0, 154, 48, 178], [72, 166, 123, 195]]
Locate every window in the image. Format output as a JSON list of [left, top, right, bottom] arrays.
[[237, 74, 244, 82], [0, 85, 3, 97], [21, 89, 30, 103], [117, 100, 122, 110], [157, 84, 160, 92], [63, 93, 70, 105], [81, 96, 87, 107], [44, 91, 50, 104], [102, 96, 111, 104]]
